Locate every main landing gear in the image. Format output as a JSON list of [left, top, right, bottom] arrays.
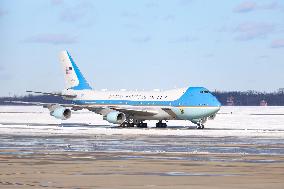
[[120, 120, 147, 128], [137, 122, 148, 128], [120, 120, 168, 128], [120, 122, 135, 127], [156, 120, 167, 128]]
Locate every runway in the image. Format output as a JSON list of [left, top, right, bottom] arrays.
[[1, 131, 284, 155], [1, 133, 284, 189], [0, 106, 284, 188]]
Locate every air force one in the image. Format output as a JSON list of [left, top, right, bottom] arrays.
[[17, 51, 221, 129]]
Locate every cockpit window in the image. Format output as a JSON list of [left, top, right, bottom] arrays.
[[200, 90, 210, 93]]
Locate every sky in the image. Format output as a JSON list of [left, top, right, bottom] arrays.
[[0, 0, 284, 96]]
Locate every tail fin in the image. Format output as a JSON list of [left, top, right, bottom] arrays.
[[59, 50, 92, 90]]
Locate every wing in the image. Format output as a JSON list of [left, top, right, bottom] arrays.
[[161, 108, 177, 119], [109, 106, 158, 116], [4, 101, 86, 111], [5, 101, 159, 117], [26, 90, 77, 98]]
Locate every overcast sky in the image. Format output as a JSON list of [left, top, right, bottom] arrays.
[[0, 0, 284, 96]]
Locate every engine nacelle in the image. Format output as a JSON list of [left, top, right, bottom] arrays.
[[50, 106, 71, 120], [104, 111, 126, 124]]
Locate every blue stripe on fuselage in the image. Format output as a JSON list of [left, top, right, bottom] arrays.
[[72, 87, 221, 107]]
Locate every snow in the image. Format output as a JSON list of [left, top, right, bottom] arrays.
[[207, 106, 284, 130], [0, 105, 284, 137]]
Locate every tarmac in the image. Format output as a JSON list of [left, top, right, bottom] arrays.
[[0, 132, 284, 189], [0, 106, 284, 188]]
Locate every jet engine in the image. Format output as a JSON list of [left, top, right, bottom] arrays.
[[50, 106, 71, 120], [104, 111, 126, 124]]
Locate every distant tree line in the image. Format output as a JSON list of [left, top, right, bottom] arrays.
[[212, 91, 284, 106], [0, 91, 284, 106]]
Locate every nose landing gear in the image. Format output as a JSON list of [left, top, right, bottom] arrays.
[[191, 118, 207, 129], [196, 123, 205, 129]]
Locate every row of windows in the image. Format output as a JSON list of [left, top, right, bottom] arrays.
[[108, 94, 168, 100], [85, 101, 209, 106], [89, 101, 172, 105]]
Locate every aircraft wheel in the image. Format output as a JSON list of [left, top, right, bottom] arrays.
[[197, 124, 204, 129], [156, 121, 167, 128], [120, 122, 134, 128], [137, 123, 147, 128]]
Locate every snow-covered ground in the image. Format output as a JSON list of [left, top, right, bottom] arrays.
[[0, 106, 283, 137], [208, 106, 284, 130]]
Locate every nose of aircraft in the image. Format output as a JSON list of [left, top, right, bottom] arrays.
[[208, 101, 221, 116], [211, 94, 221, 111], [213, 104, 221, 113], [216, 98, 221, 107]]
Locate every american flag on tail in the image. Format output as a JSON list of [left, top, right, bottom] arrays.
[[65, 67, 72, 74]]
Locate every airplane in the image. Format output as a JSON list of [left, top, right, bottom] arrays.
[[13, 50, 221, 129]]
